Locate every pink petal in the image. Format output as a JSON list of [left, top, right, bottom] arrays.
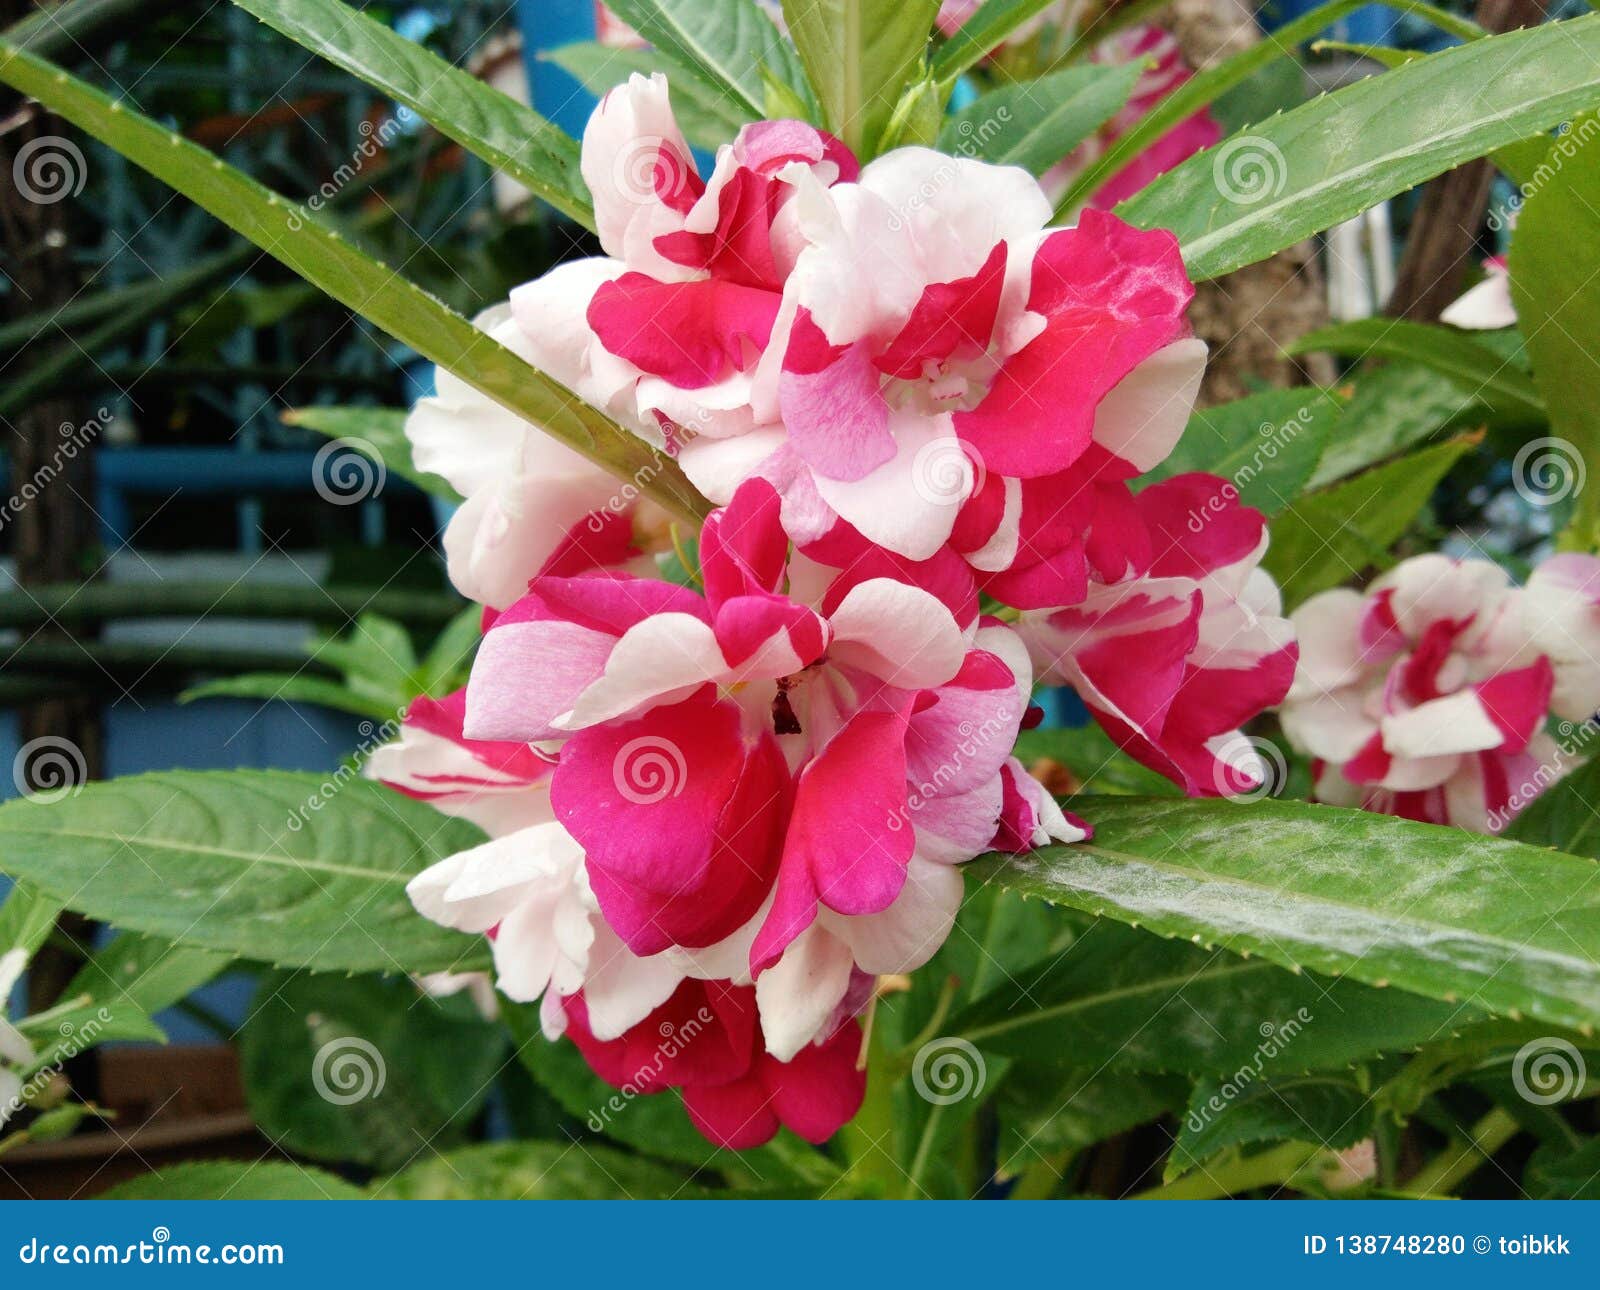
[[587, 272, 781, 388]]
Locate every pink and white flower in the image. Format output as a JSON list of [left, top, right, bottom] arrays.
[[1021, 475, 1297, 794], [462, 478, 1082, 1033], [1279, 553, 1600, 832]]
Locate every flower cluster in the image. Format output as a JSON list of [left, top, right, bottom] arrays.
[[1279, 553, 1600, 833], [377, 75, 1297, 1148]]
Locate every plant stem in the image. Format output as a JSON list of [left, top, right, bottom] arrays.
[[1407, 1107, 1520, 1197], [839, 1001, 902, 1197], [1134, 1142, 1324, 1199]]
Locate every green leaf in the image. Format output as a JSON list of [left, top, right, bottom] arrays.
[[181, 674, 400, 722], [997, 1067, 1186, 1178], [373, 1140, 705, 1199], [876, 75, 943, 153], [1119, 15, 1600, 281], [1509, 115, 1600, 551], [937, 64, 1138, 177], [931, 0, 1060, 83], [542, 41, 751, 149], [0, 40, 707, 529], [227, 0, 590, 226], [1147, 386, 1340, 515], [240, 970, 505, 1171], [1307, 363, 1484, 489], [1310, 40, 1423, 69], [1527, 1135, 1600, 1199], [1168, 1071, 1373, 1179], [282, 406, 459, 502], [972, 794, 1600, 1035], [1290, 319, 1543, 427], [1262, 436, 1474, 607], [1506, 748, 1600, 860], [20, 934, 232, 1068], [0, 881, 64, 964], [610, 0, 811, 123], [949, 917, 1473, 1075], [0, 770, 488, 975], [783, 0, 941, 155], [101, 1160, 364, 1200]]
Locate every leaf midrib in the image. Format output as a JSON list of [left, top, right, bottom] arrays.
[[1, 826, 425, 884]]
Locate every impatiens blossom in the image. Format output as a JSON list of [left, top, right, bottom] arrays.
[[1021, 475, 1297, 795], [463, 476, 1082, 1049], [1441, 257, 1516, 330], [1279, 553, 1600, 832], [504, 74, 1207, 605]]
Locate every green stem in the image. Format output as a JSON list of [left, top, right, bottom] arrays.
[[1136, 1142, 1323, 1199], [1407, 1107, 1520, 1197], [840, 1001, 901, 1196]]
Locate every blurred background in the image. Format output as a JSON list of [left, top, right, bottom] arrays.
[[0, 0, 1578, 1197]]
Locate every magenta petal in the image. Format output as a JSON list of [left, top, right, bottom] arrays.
[[683, 1073, 781, 1149], [588, 272, 781, 388], [1137, 474, 1264, 579], [761, 1021, 867, 1144], [779, 311, 894, 482], [1474, 658, 1555, 753], [700, 477, 789, 609], [875, 241, 1008, 378], [956, 212, 1192, 478], [713, 592, 827, 670], [791, 708, 915, 916]]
